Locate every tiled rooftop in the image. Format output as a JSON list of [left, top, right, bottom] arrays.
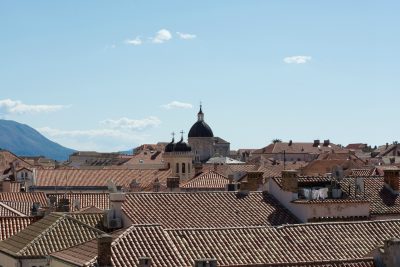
[[0, 213, 105, 257], [35, 169, 172, 191], [0, 192, 48, 207], [341, 177, 400, 216], [51, 219, 400, 267], [51, 224, 187, 267], [1, 201, 35, 216], [122, 191, 299, 228], [0, 217, 34, 241], [47, 193, 109, 212], [180, 171, 229, 190], [168, 220, 400, 266]]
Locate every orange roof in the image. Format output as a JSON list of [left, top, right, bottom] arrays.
[[35, 169, 172, 191], [180, 171, 229, 190], [122, 191, 298, 228]]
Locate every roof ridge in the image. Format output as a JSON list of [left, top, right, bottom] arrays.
[[112, 224, 164, 245], [126, 191, 262, 195], [0, 201, 27, 217], [18, 213, 65, 256], [19, 213, 106, 256]]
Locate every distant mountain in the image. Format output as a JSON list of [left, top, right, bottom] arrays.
[[0, 119, 75, 161]]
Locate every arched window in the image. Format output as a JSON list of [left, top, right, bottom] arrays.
[[176, 163, 179, 174], [188, 163, 191, 173], [182, 163, 186, 174]]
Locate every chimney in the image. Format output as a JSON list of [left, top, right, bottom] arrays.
[[56, 198, 70, 212], [383, 169, 400, 193], [194, 259, 218, 267], [313, 140, 320, 147], [281, 170, 298, 193], [2, 178, 11, 192], [139, 257, 152, 267], [97, 234, 113, 267], [166, 177, 180, 192], [213, 163, 218, 171], [238, 181, 249, 196], [109, 192, 126, 220], [377, 238, 400, 267], [323, 139, 330, 146], [194, 163, 203, 176], [245, 172, 264, 191], [152, 178, 160, 192]]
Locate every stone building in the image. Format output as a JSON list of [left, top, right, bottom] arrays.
[[188, 105, 230, 163], [163, 134, 194, 181]]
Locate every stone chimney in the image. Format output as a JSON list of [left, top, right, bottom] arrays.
[[245, 171, 264, 191], [194, 163, 203, 176], [323, 139, 330, 146], [281, 170, 298, 193], [139, 257, 152, 267], [2, 178, 11, 192], [383, 169, 400, 193], [378, 238, 400, 267], [97, 234, 113, 267], [193, 259, 218, 267], [109, 192, 126, 220], [313, 140, 320, 147], [56, 198, 70, 212], [238, 181, 249, 196], [166, 177, 180, 192]]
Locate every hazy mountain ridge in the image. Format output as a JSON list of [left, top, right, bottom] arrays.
[[0, 119, 75, 161]]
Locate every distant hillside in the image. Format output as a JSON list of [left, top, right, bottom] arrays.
[[0, 119, 75, 161]]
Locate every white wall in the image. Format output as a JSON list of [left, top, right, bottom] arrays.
[[0, 252, 19, 267], [269, 179, 370, 222]]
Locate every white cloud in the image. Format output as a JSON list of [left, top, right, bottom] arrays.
[[161, 101, 193, 110], [176, 32, 196, 40], [152, 29, 172, 44], [37, 127, 147, 152], [0, 99, 66, 115], [125, 37, 142, 46], [283, 56, 312, 64], [100, 116, 161, 130]]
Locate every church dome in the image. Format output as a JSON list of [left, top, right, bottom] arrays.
[[164, 138, 175, 152], [188, 105, 214, 138], [174, 137, 192, 152]]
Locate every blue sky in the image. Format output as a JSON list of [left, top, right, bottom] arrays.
[[0, 1, 399, 151]]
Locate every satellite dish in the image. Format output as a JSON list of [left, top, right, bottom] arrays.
[[331, 166, 344, 182]]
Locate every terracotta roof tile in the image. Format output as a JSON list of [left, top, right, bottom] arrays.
[[50, 219, 399, 267], [0, 217, 33, 241], [47, 193, 109, 212], [0, 213, 105, 257], [180, 171, 229, 190], [167, 220, 400, 266], [1, 201, 34, 216], [0, 192, 47, 207], [51, 224, 186, 267], [35, 169, 172, 191], [122, 191, 298, 228]]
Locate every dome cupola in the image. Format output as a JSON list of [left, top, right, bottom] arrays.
[[188, 105, 214, 138]]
